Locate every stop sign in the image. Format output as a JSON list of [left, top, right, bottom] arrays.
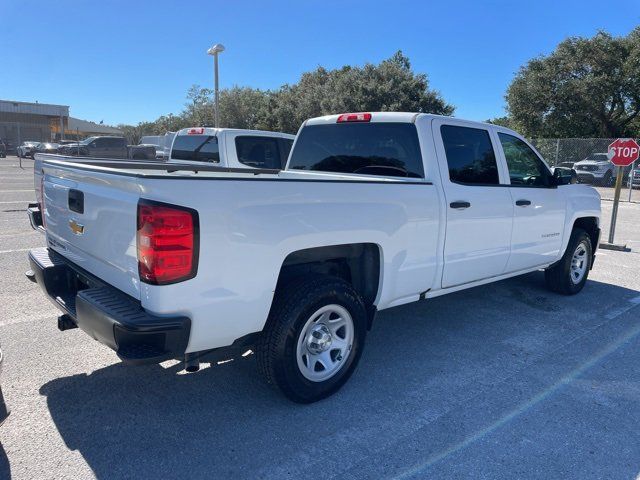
[[608, 138, 640, 167]]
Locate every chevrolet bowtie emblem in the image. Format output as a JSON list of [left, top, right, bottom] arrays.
[[69, 219, 85, 235]]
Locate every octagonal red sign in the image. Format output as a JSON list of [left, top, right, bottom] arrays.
[[608, 138, 640, 167]]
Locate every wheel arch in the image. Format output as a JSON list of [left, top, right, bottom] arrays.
[[275, 243, 382, 329], [572, 216, 600, 251]]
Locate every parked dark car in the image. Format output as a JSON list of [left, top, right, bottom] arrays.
[[34, 142, 60, 154], [58, 136, 155, 160], [0, 139, 6, 158]]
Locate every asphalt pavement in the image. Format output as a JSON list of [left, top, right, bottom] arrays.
[[1, 156, 639, 479]]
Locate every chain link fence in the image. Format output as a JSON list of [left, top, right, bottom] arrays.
[[529, 138, 640, 202]]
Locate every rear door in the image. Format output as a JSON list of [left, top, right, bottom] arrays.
[[494, 130, 566, 271], [432, 118, 513, 288]]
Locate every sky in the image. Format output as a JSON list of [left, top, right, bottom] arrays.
[[1, 0, 639, 126]]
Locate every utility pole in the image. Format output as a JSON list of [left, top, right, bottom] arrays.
[[207, 44, 225, 128]]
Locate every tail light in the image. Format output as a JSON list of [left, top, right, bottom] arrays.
[[137, 200, 199, 285], [337, 112, 372, 123]]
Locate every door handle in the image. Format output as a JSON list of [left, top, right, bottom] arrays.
[[449, 201, 471, 209], [515, 199, 531, 206]]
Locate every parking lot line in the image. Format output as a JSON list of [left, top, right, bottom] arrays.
[[0, 189, 33, 193], [605, 295, 640, 320], [0, 248, 31, 254]]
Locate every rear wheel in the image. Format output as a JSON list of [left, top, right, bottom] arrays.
[[601, 170, 613, 186], [257, 275, 367, 403], [545, 228, 592, 295]]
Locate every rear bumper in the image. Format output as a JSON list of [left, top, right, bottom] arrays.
[[27, 203, 44, 232], [28, 247, 191, 365]]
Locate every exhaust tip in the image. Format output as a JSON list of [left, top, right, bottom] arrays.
[[25, 270, 36, 283], [184, 353, 200, 372]]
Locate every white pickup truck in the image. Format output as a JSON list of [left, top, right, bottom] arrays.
[[27, 112, 601, 403], [27, 128, 295, 231]]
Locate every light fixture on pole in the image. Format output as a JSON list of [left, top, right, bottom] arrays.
[[207, 43, 225, 128]]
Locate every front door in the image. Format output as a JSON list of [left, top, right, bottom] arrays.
[[494, 131, 566, 271], [432, 119, 514, 288]]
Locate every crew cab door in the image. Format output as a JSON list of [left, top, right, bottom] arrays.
[[432, 119, 513, 288], [493, 130, 566, 271]]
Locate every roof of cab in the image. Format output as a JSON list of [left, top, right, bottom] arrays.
[[175, 127, 294, 138], [303, 112, 501, 129]]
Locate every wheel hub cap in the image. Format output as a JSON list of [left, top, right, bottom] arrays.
[[307, 324, 332, 354], [296, 304, 355, 382], [570, 241, 588, 284]]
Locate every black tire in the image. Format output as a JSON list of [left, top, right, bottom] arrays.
[[257, 275, 367, 403], [545, 228, 592, 295], [601, 170, 613, 187]]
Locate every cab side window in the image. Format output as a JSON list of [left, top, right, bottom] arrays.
[[235, 136, 281, 169], [498, 133, 550, 187], [441, 125, 499, 185]]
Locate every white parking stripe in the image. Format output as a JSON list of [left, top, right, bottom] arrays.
[[0, 201, 29, 204], [0, 189, 33, 192], [0, 248, 31, 254], [605, 295, 640, 320]]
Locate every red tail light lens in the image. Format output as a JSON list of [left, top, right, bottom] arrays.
[[137, 201, 199, 285], [337, 112, 372, 123]]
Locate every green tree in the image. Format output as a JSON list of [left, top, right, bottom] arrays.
[[265, 51, 454, 133], [506, 28, 640, 138], [485, 116, 514, 129], [119, 51, 454, 137]]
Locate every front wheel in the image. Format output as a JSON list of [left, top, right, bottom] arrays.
[[545, 228, 592, 295], [257, 275, 367, 403], [601, 170, 613, 187]]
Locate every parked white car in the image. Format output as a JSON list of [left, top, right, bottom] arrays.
[[17, 141, 40, 158], [27, 112, 600, 403], [574, 153, 615, 186]]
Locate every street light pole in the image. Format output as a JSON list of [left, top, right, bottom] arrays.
[[207, 43, 225, 128]]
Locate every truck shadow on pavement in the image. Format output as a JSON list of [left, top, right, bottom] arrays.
[[39, 273, 640, 479]]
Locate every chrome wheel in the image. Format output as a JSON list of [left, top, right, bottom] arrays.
[[570, 240, 589, 284], [296, 304, 354, 382]]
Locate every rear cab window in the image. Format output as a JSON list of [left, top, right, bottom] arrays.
[[288, 123, 424, 178], [171, 135, 220, 162]]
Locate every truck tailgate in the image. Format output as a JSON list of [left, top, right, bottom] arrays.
[[42, 164, 141, 299]]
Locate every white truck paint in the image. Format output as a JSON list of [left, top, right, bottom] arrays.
[[29, 112, 601, 402]]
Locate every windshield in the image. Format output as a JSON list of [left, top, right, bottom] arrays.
[[171, 135, 219, 162], [80, 136, 99, 145], [584, 153, 608, 161]]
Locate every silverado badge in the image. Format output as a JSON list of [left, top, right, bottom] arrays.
[[69, 219, 85, 235]]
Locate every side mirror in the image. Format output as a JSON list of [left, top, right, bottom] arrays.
[[552, 167, 576, 186], [88, 142, 96, 148]]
